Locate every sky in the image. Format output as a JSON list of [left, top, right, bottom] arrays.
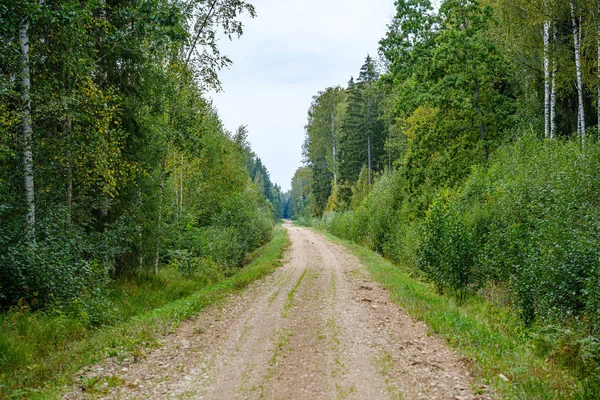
[[208, 0, 397, 191]]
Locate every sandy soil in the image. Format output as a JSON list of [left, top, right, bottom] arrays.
[[65, 222, 489, 399]]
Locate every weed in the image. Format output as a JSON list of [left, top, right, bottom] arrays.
[[282, 268, 308, 317]]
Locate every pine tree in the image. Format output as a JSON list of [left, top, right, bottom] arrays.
[[338, 56, 386, 186]]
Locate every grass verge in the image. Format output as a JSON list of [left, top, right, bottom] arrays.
[[0, 225, 289, 399], [317, 229, 594, 400]]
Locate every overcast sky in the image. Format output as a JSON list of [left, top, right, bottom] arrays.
[[209, 0, 397, 191]]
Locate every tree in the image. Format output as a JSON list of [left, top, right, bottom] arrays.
[[570, 0, 585, 136], [544, 7, 551, 138], [303, 86, 346, 215], [376, 0, 515, 214], [291, 167, 312, 221], [18, 5, 35, 240], [0, 0, 278, 309], [338, 56, 385, 186], [153, 0, 256, 273]]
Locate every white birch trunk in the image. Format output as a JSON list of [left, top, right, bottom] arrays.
[[179, 154, 184, 218], [550, 24, 557, 139], [551, 64, 557, 139], [66, 117, 73, 226], [571, 0, 586, 136], [154, 155, 166, 275], [544, 19, 551, 139], [19, 17, 35, 240], [331, 110, 337, 186], [138, 188, 143, 269]]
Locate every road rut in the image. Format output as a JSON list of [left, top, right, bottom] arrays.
[[66, 222, 482, 399]]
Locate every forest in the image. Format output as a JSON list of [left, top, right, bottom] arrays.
[[4, 0, 600, 397], [0, 0, 295, 394], [0, 0, 296, 306], [293, 0, 600, 388]]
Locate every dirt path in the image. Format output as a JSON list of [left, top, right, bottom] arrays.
[[66, 222, 484, 399]]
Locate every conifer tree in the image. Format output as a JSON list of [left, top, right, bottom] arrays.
[[338, 56, 385, 186]]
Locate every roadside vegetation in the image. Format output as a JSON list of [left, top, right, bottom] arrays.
[[292, 0, 600, 397], [0, 226, 289, 399], [323, 230, 600, 399], [1, 1, 294, 398]]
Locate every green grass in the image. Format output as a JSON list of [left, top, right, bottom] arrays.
[[316, 229, 595, 399], [282, 268, 307, 317], [0, 225, 289, 399]]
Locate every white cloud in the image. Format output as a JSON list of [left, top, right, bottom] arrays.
[[209, 0, 396, 191]]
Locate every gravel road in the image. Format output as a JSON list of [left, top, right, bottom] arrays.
[[66, 222, 483, 399]]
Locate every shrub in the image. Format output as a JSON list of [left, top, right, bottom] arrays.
[[421, 135, 600, 325], [417, 193, 479, 298], [0, 210, 112, 309]]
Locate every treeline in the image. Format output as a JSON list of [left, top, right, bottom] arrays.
[[293, 0, 600, 378], [0, 0, 284, 310]]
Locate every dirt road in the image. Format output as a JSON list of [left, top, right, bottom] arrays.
[[67, 222, 481, 399]]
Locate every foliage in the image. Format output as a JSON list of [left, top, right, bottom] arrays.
[[0, 0, 277, 310], [302, 87, 346, 216], [296, 0, 600, 393], [417, 192, 479, 298], [0, 226, 289, 398], [338, 57, 386, 186], [324, 230, 596, 399], [290, 166, 312, 223], [438, 135, 600, 326], [319, 135, 600, 387]]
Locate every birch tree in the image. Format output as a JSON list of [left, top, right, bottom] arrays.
[[551, 51, 557, 138], [570, 0, 585, 136], [302, 87, 346, 216], [19, 14, 35, 240], [544, 14, 551, 139]]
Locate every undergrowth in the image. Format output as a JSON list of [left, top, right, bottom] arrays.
[[0, 225, 289, 399], [319, 229, 600, 399]]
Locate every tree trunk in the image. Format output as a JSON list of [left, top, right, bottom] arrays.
[[367, 94, 372, 185], [597, 4, 600, 131], [551, 64, 557, 139], [179, 154, 184, 218], [331, 110, 337, 186], [474, 74, 488, 163], [138, 187, 143, 270], [367, 135, 372, 185], [66, 117, 73, 226], [154, 154, 166, 275], [551, 24, 557, 139], [544, 18, 551, 139], [19, 17, 35, 240], [388, 122, 392, 172], [101, 194, 112, 272], [570, 0, 586, 137]]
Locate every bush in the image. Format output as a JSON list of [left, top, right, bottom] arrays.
[[169, 186, 274, 275], [0, 210, 112, 309], [415, 135, 600, 325], [417, 193, 479, 298]]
